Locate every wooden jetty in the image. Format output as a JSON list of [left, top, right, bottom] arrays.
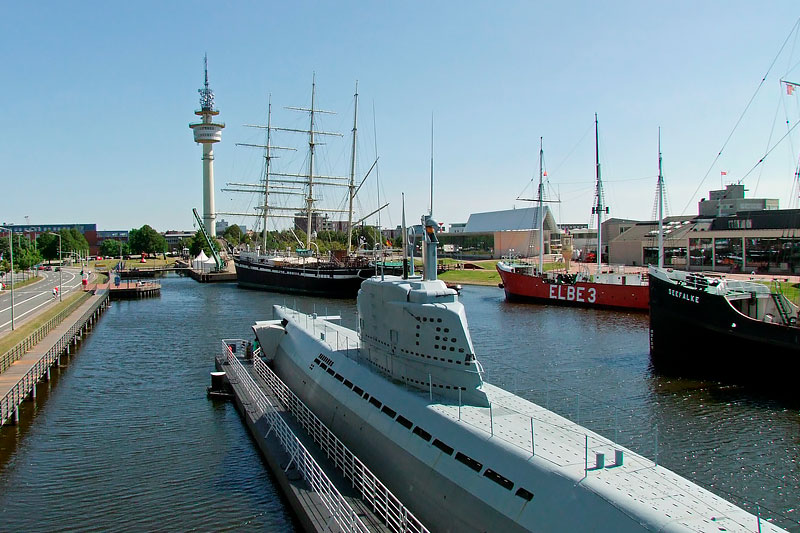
[[109, 280, 161, 299]]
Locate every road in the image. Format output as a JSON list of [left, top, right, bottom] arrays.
[[0, 268, 85, 333]]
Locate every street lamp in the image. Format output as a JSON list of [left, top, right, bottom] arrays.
[[0, 226, 15, 330], [47, 232, 62, 302]]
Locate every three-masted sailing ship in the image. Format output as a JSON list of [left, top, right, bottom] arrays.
[[230, 79, 378, 298]]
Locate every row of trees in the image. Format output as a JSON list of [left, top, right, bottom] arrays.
[[1, 227, 91, 274]]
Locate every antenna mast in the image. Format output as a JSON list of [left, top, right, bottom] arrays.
[[430, 114, 434, 216]]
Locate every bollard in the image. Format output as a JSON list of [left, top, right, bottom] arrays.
[[595, 453, 605, 469], [615, 449, 624, 466]]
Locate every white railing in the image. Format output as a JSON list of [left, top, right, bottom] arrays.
[[222, 341, 370, 533], [240, 345, 428, 533]]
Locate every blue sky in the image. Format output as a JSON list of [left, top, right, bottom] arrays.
[[2, 2, 800, 234]]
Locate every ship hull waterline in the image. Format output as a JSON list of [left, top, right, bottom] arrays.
[[497, 265, 649, 311], [234, 257, 375, 298], [648, 272, 800, 384]]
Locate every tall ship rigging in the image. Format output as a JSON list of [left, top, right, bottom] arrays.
[[230, 79, 380, 298], [497, 116, 649, 311]]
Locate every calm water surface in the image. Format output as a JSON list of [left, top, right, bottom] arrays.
[[0, 277, 797, 531]]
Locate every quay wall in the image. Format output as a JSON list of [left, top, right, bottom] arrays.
[[0, 291, 110, 428]]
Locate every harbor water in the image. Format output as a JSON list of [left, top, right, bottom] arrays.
[[0, 275, 797, 531]]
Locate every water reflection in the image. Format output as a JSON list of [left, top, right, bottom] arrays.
[[0, 278, 796, 531]]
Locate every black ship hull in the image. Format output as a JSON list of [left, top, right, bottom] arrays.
[[649, 272, 800, 385], [234, 256, 375, 298]]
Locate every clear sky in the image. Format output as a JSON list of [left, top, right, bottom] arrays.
[[3, 2, 800, 234]]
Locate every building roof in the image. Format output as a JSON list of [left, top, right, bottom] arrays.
[[463, 206, 555, 233]]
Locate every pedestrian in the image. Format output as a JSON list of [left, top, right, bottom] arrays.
[[52, 287, 57, 298]]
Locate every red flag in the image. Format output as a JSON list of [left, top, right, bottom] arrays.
[[788, 83, 796, 96], [720, 171, 727, 176]]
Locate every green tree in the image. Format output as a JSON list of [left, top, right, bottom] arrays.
[[223, 224, 243, 246], [190, 229, 216, 257], [67, 227, 89, 256], [100, 239, 129, 257], [36, 233, 60, 261], [129, 225, 167, 255]]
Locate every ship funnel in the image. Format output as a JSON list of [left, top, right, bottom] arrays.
[[422, 215, 439, 281]]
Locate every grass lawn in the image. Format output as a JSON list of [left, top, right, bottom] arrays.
[[89, 257, 178, 271], [439, 269, 501, 286], [0, 292, 90, 356], [759, 280, 800, 303], [3, 275, 42, 291]]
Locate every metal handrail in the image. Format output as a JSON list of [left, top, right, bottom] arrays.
[[1, 292, 108, 427], [222, 343, 370, 533], [243, 345, 428, 533], [0, 292, 93, 373]]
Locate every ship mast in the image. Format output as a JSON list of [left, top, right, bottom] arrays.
[[538, 137, 545, 274], [347, 82, 358, 255], [305, 77, 317, 250], [657, 128, 664, 268], [262, 98, 273, 252], [591, 114, 607, 273]]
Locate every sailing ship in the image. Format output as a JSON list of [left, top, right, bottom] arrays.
[[497, 116, 649, 311], [249, 208, 785, 532], [232, 79, 378, 298]]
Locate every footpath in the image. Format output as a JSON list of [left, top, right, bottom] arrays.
[[0, 275, 110, 428]]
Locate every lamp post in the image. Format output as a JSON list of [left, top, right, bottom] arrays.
[[1, 226, 15, 330], [47, 232, 62, 302]]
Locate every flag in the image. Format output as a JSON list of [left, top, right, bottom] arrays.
[[720, 171, 727, 176], [788, 83, 796, 96], [385, 239, 391, 246], [543, 171, 548, 177]]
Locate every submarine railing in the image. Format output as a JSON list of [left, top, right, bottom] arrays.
[[249, 351, 429, 533], [223, 343, 371, 533]]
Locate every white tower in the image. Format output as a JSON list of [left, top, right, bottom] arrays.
[[189, 55, 225, 237]]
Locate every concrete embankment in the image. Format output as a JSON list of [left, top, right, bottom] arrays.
[[0, 290, 110, 428]]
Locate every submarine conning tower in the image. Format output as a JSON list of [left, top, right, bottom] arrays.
[[356, 215, 488, 407]]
